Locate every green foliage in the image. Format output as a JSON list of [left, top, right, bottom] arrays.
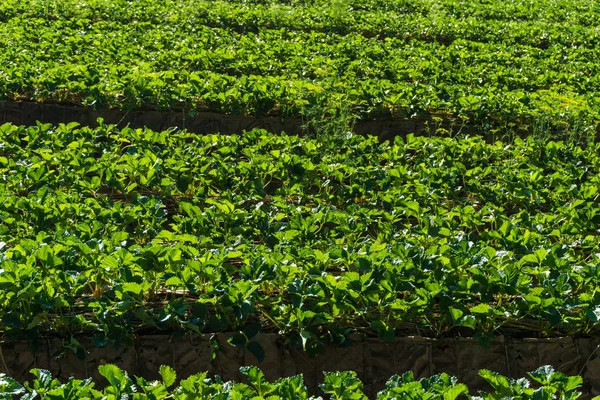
[[378, 371, 469, 400], [0, 0, 599, 132], [476, 365, 584, 400], [321, 371, 367, 400], [2, 123, 600, 353], [0, 365, 586, 399]]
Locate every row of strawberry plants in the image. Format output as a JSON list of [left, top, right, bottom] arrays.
[[1, 122, 599, 354], [0, 364, 588, 399], [3, 0, 598, 47], [0, 0, 598, 130]]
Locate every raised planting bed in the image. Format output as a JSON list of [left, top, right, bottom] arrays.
[[2, 123, 600, 394], [0, 100, 478, 142], [0, 335, 598, 398]]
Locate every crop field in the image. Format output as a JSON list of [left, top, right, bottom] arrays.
[[1, 122, 600, 396], [2, 0, 600, 398], [1, 0, 600, 132], [2, 123, 600, 342]]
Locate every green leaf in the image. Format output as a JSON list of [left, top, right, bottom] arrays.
[[159, 365, 177, 388], [241, 365, 273, 395], [521, 254, 540, 264], [369, 241, 387, 253], [469, 304, 491, 314], [320, 371, 366, 400], [525, 295, 542, 305], [443, 383, 468, 400], [101, 256, 120, 270], [283, 230, 300, 241], [528, 365, 555, 385], [585, 307, 600, 322], [458, 315, 477, 329], [98, 364, 129, 391], [30, 369, 53, 391], [122, 282, 142, 295], [370, 320, 395, 342], [534, 248, 548, 263], [479, 369, 511, 393], [563, 375, 584, 392], [227, 251, 243, 259], [165, 276, 183, 287], [405, 201, 420, 214], [0, 375, 26, 396], [448, 307, 463, 322]]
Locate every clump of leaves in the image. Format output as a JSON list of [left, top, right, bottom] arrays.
[[0, 365, 589, 399]]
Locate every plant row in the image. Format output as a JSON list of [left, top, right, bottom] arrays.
[[1, 122, 600, 354], [0, 364, 589, 400], [0, 0, 599, 130]]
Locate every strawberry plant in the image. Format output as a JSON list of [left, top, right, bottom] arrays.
[[0, 365, 590, 399], [1, 123, 600, 354], [0, 0, 599, 133]]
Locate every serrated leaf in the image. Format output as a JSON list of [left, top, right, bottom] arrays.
[[0, 375, 25, 396], [443, 383, 468, 400], [369, 241, 387, 253], [98, 364, 128, 390], [562, 375, 584, 392], [31, 369, 53, 391], [159, 365, 177, 388]]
